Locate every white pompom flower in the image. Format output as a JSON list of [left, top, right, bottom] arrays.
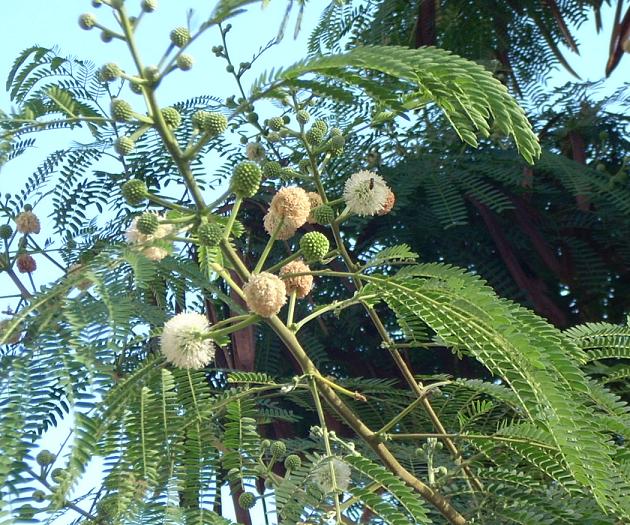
[[160, 312, 216, 369], [342, 170, 390, 216], [311, 457, 351, 493]]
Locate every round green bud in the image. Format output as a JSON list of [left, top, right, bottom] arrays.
[[312, 119, 328, 133], [279, 167, 299, 181], [247, 112, 259, 124], [79, 13, 97, 30], [330, 127, 343, 137], [92, 0, 103, 7], [270, 440, 286, 457], [284, 454, 302, 471], [161, 107, 182, 129], [32, 490, 46, 502], [121, 179, 148, 207], [191, 111, 209, 130], [0, 224, 12, 239], [18, 504, 36, 520], [110, 98, 133, 122], [137, 212, 159, 235], [143, 66, 160, 83], [306, 124, 326, 146], [312, 204, 334, 225], [238, 492, 256, 510], [50, 468, 65, 483], [170, 27, 191, 48], [300, 232, 329, 262], [204, 112, 228, 137], [101, 30, 114, 43], [595, 163, 607, 172], [239, 135, 248, 145], [226, 64, 235, 73], [282, 115, 290, 124], [114, 136, 135, 156], [23, 204, 33, 212], [268, 117, 284, 131], [130, 82, 143, 95], [266, 131, 281, 143], [99, 63, 121, 82], [262, 160, 282, 180], [36, 450, 56, 467], [261, 439, 271, 449], [141, 0, 157, 12], [298, 159, 311, 174], [231, 161, 262, 198], [197, 223, 224, 246], [296, 110, 310, 124], [328, 135, 345, 156], [176, 53, 194, 71]]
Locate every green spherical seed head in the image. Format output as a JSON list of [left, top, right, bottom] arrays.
[[100, 62, 121, 82], [328, 135, 345, 156], [268, 116, 284, 131], [161, 107, 182, 129], [141, 0, 157, 12], [312, 204, 334, 225], [296, 109, 310, 124], [50, 468, 65, 483], [262, 160, 282, 179], [300, 232, 329, 262], [204, 112, 228, 136], [197, 223, 224, 246], [137, 212, 159, 235], [121, 179, 148, 207], [284, 454, 302, 471], [0, 224, 12, 239], [231, 161, 262, 198], [170, 27, 191, 47], [191, 110, 209, 130], [306, 125, 325, 146], [270, 440, 286, 457], [238, 492, 256, 510], [36, 450, 56, 467], [312, 119, 328, 133], [176, 53, 194, 71], [79, 13, 97, 30], [32, 490, 46, 502], [114, 136, 135, 156], [110, 98, 133, 122]]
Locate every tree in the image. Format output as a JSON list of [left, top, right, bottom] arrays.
[[1, 1, 628, 524]]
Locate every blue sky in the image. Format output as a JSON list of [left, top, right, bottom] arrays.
[[0, 1, 626, 523]]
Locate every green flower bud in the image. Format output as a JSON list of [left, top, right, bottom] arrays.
[[141, 0, 157, 12], [143, 66, 160, 83], [161, 107, 181, 129], [137, 212, 159, 235], [32, 490, 46, 502], [176, 53, 194, 71], [300, 232, 329, 262], [298, 159, 311, 174], [306, 120, 327, 146], [247, 112, 259, 124], [312, 119, 328, 133], [262, 160, 282, 179], [327, 135, 345, 156], [231, 161, 262, 198], [130, 81, 143, 95], [266, 131, 281, 143], [312, 204, 334, 225], [121, 180, 148, 207], [238, 492, 256, 510], [110, 98, 133, 122], [204, 112, 228, 137], [79, 13, 97, 30], [197, 223, 223, 246], [261, 439, 271, 449], [268, 117, 284, 131], [284, 454, 302, 471], [114, 136, 135, 156], [92, 0, 103, 7], [170, 27, 191, 47], [296, 110, 310, 124], [99, 63, 122, 82], [18, 504, 36, 520], [279, 167, 299, 181], [330, 127, 343, 137], [36, 450, 56, 467], [50, 468, 65, 483], [100, 30, 114, 43], [0, 224, 12, 239], [270, 440, 286, 457], [282, 115, 290, 124]]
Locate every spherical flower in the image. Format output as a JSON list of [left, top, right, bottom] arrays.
[[36, 450, 56, 467], [243, 272, 286, 318], [142, 246, 169, 261], [160, 312, 215, 369], [231, 161, 262, 198], [170, 27, 191, 48], [197, 222, 224, 246], [15, 211, 41, 234], [263, 210, 297, 240], [176, 53, 194, 71], [137, 212, 159, 235], [141, 0, 157, 12], [114, 136, 135, 156], [280, 259, 313, 298], [238, 492, 256, 510], [377, 188, 396, 216], [79, 13, 97, 30], [111, 98, 134, 122], [161, 107, 181, 129], [121, 179, 148, 207], [299, 232, 329, 262], [262, 160, 282, 180], [269, 187, 310, 230], [311, 204, 334, 225], [0, 224, 12, 239], [203, 112, 228, 137], [306, 192, 323, 224], [16, 254, 36, 273], [126, 215, 174, 258], [296, 109, 310, 124], [284, 454, 302, 471], [99, 62, 122, 82], [312, 458, 351, 493], [343, 170, 390, 216]]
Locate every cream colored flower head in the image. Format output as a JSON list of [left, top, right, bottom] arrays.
[[270, 187, 310, 230], [263, 209, 297, 240], [280, 259, 313, 298], [243, 272, 287, 317], [306, 192, 323, 224], [312, 458, 351, 493], [15, 211, 41, 235], [126, 214, 174, 245], [343, 170, 390, 216], [160, 312, 215, 369], [377, 188, 396, 216], [246, 142, 266, 162], [142, 246, 169, 261]]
